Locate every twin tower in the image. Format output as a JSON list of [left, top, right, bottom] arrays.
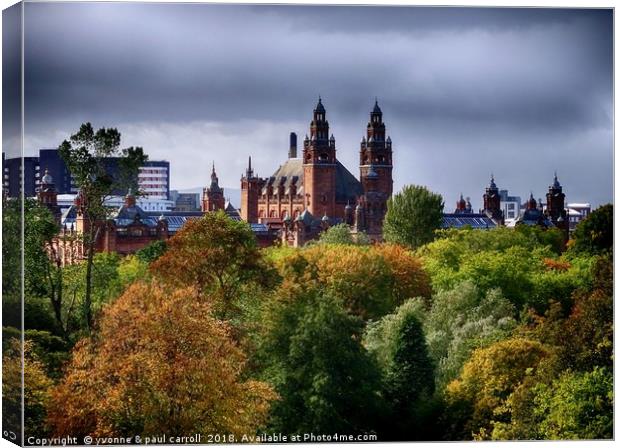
[[240, 98, 394, 240]]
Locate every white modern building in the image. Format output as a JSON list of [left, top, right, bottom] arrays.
[[55, 193, 174, 214], [499, 189, 522, 220], [138, 163, 170, 200], [566, 203, 591, 230]]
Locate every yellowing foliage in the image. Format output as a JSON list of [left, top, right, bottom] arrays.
[[372, 244, 432, 303], [269, 244, 430, 320], [3, 339, 54, 439], [47, 282, 276, 439], [446, 338, 549, 439]]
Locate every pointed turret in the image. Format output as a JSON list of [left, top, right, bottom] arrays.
[[210, 162, 222, 192], [303, 97, 337, 216], [37, 167, 60, 223], [246, 156, 254, 178], [315, 96, 325, 114], [546, 172, 567, 238], [202, 163, 225, 212], [526, 192, 538, 210], [483, 174, 503, 224]]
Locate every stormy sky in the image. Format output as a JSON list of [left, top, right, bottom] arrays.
[[10, 2, 614, 209]]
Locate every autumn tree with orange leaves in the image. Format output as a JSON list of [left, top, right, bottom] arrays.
[[47, 282, 276, 440], [266, 244, 431, 321], [151, 211, 275, 318]]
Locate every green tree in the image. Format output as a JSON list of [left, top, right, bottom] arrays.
[[518, 255, 613, 374], [61, 252, 124, 335], [365, 299, 436, 439], [3, 197, 72, 336], [58, 123, 147, 332], [151, 211, 275, 319], [419, 226, 590, 314], [317, 223, 369, 245], [492, 367, 613, 441], [259, 289, 385, 435], [383, 185, 444, 249], [135, 240, 167, 263], [569, 204, 612, 256], [532, 367, 613, 439], [424, 282, 517, 389], [2, 196, 21, 306], [117, 255, 149, 285]]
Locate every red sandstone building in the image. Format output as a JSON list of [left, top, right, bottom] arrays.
[[240, 98, 394, 245]]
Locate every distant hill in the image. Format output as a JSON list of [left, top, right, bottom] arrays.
[[175, 186, 241, 208]]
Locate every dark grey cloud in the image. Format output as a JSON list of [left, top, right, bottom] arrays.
[[19, 2, 613, 209], [2, 2, 22, 158]]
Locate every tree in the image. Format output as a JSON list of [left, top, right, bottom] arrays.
[[135, 240, 167, 263], [419, 226, 591, 314], [365, 299, 436, 439], [270, 244, 431, 321], [47, 282, 276, 439], [117, 255, 149, 285], [491, 366, 613, 441], [569, 204, 612, 255], [517, 255, 613, 374], [60, 252, 124, 336], [490, 255, 614, 441], [3, 338, 54, 440], [258, 289, 385, 435], [372, 244, 432, 304], [2, 197, 73, 337], [445, 338, 550, 440], [58, 123, 147, 332], [383, 185, 444, 249], [531, 368, 612, 440], [150, 211, 273, 318], [317, 223, 369, 245], [424, 282, 517, 389], [2, 196, 21, 307]]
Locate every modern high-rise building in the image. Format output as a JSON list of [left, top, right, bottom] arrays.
[[3, 149, 170, 199], [3, 155, 40, 197], [138, 161, 170, 200]]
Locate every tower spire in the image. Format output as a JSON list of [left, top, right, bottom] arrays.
[[246, 156, 254, 178]]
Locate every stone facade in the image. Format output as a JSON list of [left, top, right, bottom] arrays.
[[201, 163, 226, 212], [241, 98, 394, 245]]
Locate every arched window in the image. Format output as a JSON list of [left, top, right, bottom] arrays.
[[259, 210, 265, 218]]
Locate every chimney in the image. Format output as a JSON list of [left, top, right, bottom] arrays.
[[289, 132, 297, 158], [125, 189, 136, 207]]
